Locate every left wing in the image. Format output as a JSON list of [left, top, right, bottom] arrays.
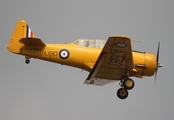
[[84, 36, 134, 86]]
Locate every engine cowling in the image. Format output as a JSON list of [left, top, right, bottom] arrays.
[[132, 51, 156, 77]]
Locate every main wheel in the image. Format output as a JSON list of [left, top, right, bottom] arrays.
[[117, 88, 128, 99], [123, 78, 134, 90], [25, 59, 30, 64]]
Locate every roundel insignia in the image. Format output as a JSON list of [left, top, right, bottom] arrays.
[[115, 42, 127, 48], [59, 49, 70, 59]]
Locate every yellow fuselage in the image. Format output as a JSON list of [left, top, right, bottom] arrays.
[[21, 43, 157, 78]]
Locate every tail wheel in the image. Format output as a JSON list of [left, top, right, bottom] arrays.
[[25, 59, 30, 64], [123, 78, 134, 90], [117, 88, 128, 99]]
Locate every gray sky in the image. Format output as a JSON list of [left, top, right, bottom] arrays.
[[1, 0, 174, 120]]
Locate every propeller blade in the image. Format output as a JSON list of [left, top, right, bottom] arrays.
[[157, 42, 160, 63], [155, 42, 160, 87], [155, 68, 158, 86]]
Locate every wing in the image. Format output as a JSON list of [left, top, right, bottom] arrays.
[[84, 36, 134, 86], [19, 38, 46, 46]]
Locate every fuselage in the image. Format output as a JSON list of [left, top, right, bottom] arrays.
[[20, 42, 157, 79]]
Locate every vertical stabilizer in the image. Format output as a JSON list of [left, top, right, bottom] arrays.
[[7, 20, 35, 54]]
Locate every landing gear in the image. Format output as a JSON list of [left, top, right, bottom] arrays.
[[25, 59, 30, 64], [117, 88, 128, 99], [117, 78, 135, 99], [123, 78, 135, 90]]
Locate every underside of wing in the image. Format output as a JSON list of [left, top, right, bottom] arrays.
[[84, 36, 134, 86], [19, 38, 46, 46]]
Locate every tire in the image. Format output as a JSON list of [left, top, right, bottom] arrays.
[[25, 59, 30, 64], [117, 88, 128, 99], [123, 78, 135, 90]]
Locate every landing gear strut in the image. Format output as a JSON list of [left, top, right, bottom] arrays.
[[25, 59, 30, 64], [117, 78, 135, 99]]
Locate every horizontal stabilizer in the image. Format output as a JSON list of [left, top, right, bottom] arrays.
[[20, 38, 46, 46]]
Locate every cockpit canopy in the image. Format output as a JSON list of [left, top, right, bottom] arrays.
[[73, 39, 106, 48]]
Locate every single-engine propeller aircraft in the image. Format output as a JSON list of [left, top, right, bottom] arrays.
[[7, 20, 163, 99]]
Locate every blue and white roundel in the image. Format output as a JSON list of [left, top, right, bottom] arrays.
[[59, 49, 70, 59]]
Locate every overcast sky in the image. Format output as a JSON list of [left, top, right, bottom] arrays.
[[1, 0, 174, 120]]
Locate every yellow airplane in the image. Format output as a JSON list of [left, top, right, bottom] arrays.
[[7, 20, 163, 99]]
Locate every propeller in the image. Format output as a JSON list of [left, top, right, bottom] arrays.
[[155, 42, 163, 86]]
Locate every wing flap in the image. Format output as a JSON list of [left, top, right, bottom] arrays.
[[84, 36, 134, 86], [19, 38, 46, 46]]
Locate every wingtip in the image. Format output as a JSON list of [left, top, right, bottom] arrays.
[[109, 35, 130, 39]]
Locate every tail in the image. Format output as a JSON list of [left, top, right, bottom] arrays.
[[7, 20, 35, 54]]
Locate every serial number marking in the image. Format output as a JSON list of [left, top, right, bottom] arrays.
[[29, 48, 42, 51], [43, 51, 58, 57], [108, 49, 125, 66]]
